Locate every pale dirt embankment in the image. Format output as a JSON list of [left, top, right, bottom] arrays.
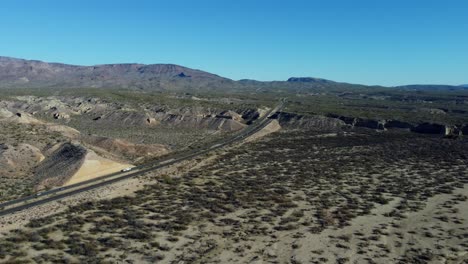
[[244, 119, 281, 143], [64, 151, 133, 185]]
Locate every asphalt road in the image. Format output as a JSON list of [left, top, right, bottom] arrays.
[[0, 101, 284, 217]]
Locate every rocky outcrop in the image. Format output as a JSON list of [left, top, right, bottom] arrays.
[[5, 95, 467, 138], [271, 112, 345, 131], [238, 109, 261, 124], [326, 114, 463, 136], [327, 114, 386, 130], [53, 112, 70, 119], [3, 96, 258, 133], [96, 109, 239, 130], [34, 143, 87, 190]]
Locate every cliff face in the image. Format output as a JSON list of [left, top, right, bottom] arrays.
[[274, 111, 468, 136]]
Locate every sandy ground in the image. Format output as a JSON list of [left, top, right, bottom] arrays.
[[162, 179, 468, 264], [281, 183, 468, 263], [64, 151, 133, 185]]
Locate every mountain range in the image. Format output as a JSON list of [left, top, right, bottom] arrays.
[[0, 56, 465, 91], [0, 56, 232, 90]]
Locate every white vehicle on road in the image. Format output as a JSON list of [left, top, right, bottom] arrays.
[[160, 158, 174, 165], [121, 167, 133, 172], [210, 144, 221, 149]]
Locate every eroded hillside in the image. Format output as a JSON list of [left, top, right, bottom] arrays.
[[0, 93, 271, 200]]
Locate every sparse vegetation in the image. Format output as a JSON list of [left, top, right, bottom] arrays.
[[1, 128, 467, 263]]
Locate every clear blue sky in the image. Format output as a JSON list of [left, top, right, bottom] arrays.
[[1, 0, 467, 86]]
